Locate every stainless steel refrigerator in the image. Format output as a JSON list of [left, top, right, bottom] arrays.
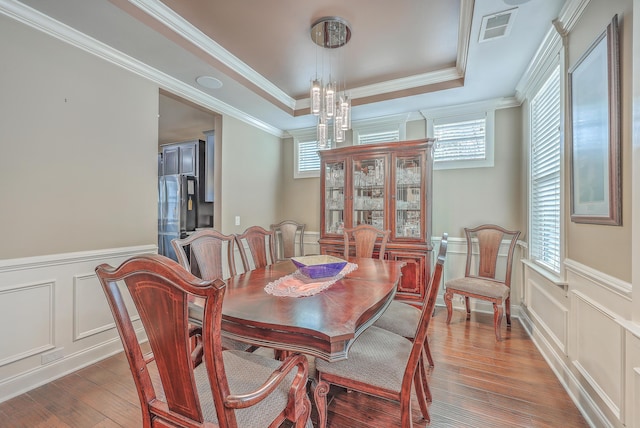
[[158, 174, 197, 261]]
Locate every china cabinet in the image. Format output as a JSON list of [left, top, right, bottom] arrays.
[[319, 139, 434, 304]]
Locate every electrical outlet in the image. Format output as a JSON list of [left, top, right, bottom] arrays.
[[41, 347, 64, 365], [235, 215, 240, 226]]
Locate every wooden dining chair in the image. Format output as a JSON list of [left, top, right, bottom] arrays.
[[373, 233, 448, 367], [343, 224, 390, 260], [270, 220, 306, 260], [315, 238, 447, 427], [172, 229, 237, 280], [95, 254, 311, 428], [235, 225, 277, 271], [444, 224, 520, 341], [172, 229, 254, 352]]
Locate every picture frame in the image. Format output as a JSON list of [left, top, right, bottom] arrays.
[[568, 15, 621, 225]]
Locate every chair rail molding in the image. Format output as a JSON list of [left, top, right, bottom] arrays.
[[564, 258, 632, 301]]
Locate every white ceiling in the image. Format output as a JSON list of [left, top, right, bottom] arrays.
[[7, 0, 566, 136]]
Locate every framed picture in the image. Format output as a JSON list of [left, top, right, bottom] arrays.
[[568, 15, 621, 225]]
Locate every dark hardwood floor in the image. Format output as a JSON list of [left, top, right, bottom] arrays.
[[0, 309, 590, 427]]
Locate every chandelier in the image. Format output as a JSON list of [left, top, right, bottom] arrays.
[[310, 17, 352, 149]]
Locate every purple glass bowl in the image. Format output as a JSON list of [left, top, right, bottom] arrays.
[[291, 255, 348, 279]]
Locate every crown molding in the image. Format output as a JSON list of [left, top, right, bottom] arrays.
[[515, 0, 590, 101], [419, 96, 520, 119], [0, 0, 284, 137], [352, 67, 463, 100], [127, 0, 296, 111], [456, 0, 475, 77], [295, 67, 463, 111]]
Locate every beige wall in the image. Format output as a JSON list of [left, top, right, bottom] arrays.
[[0, 15, 158, 259], [279, 138, 321, 231], [566, 0, 632, 281], [218, 115, 282, 234], [432, 107, 524, 238]]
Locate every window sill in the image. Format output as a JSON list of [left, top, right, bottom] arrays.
[[521, 258, 567, 291]]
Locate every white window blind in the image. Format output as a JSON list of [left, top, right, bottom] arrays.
[[433, 117, 486, 162], [357, 130, 400, 145], [352, 115, 406, 145], [297, 140, 321, 173], [530, 65, 561, 273]]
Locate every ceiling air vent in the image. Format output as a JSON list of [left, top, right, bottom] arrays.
[[479, 8, 517, 42]]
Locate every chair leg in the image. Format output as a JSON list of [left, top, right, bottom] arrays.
[[423, 339, 434, 368], [294, 395, 312, 428], [444, 290, 453, 324], [414, 360, 427, 404], [312, 379, 329, 428], [493, 303, 503, 341], [414, 362, 431, 422], [420, 356, 432, 403], [465, 297, 471, 320], [505, 296, 512, 327]]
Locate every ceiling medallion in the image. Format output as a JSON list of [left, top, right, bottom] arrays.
[[310, 16, 351, 49]]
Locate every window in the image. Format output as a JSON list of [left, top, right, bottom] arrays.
[[433, 115, 487, 162], [425, 107, 495, 170], [352, 114, 407, 145], [529, 65, 561, 273], [292, 129, 327, 178], [295, 140, 320, 177], [357, 129, 400, 145]]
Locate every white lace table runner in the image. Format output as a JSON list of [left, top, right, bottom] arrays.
[[264, 263, 358, 297]]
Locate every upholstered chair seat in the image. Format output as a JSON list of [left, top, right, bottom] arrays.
[[151, 350, 294, 425], [374, 301, 421, 339], [315, 326, 410, 392], [445, 277, 510, 300]]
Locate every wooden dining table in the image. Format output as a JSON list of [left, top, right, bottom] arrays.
[[219, 257, 405, 362], [190, 256, 405, 428]]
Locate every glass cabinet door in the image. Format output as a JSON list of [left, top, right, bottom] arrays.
[[324, 161, 345, 234], [395, 155, 422, 238], [352, 156, 385, 229]]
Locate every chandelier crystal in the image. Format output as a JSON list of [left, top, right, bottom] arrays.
[[310, 17, 352, 148]]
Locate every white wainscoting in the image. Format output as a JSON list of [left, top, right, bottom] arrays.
[[634, 367, 640, 428], [522, 258, 640, 428], [527, 276, 568, 353], [571, 290, 624, 421], [624, 325, 640, 428], [303, 231, 320, 256], [0, 280, 55, 366], [0, 245, 155, 403]]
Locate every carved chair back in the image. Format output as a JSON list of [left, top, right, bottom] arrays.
[[235, 226, 276, 271], [270, 220, 305, 260], [464, 224, 520, 288], [343, 224, 390, 260], [172, 229, 237, 280]]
